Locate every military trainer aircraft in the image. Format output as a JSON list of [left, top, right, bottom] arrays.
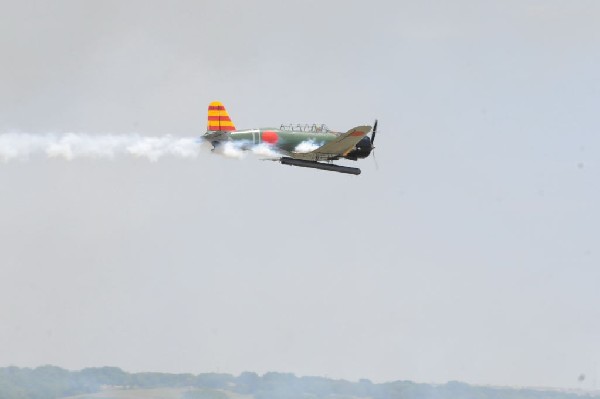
[[202, 101, 378, 175]]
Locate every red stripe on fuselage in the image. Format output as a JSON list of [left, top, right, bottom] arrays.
[[207, 116, 231, 121], [208, 106, 225, 110]]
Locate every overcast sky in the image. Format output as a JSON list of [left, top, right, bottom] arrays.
[[1, 0, 599, 391]]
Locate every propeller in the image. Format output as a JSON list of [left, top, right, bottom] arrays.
[[371, 119, 378, 147], [370, 119, 379, 170], [372, 147, 379, 170]]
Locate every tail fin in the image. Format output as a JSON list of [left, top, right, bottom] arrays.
[[207, 101, 236, 131]]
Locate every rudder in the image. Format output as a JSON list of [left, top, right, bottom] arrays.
[[207, 101, 236, 131]]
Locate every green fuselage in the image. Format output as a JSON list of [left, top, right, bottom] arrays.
[[204, 128, 339, 153]]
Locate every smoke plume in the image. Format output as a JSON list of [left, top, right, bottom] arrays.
[[0, 133, 315, 163], [0, 133, 201, 162], [294, 140, 322, 153], [211, 141, 282, 160]]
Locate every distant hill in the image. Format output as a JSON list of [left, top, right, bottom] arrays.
[[0, 365, 598, 399]]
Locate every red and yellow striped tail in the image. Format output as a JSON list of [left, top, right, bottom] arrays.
[[207, 101, 236, 131]]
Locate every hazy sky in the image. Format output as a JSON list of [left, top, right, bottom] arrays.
[[1, 0, 599, 391]]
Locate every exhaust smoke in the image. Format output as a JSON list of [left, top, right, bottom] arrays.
[[294, 140, 322, 153], [0, 133, 202, 162], [211, 140, 282, 160]]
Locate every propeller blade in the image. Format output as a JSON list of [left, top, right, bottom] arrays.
[[371, 119, 378, 146], [372, 148, 379, 171]]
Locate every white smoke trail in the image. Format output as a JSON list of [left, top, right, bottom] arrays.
[[211, 141, 282, 160], [0, 133, 289, 163], [294, 140, 322, 153], [250, 143, 282, 158], [126, 136, 199, 161], [213, 141, 247, 159], [0, 133, 49, 162], [0, 133, 201, 162]]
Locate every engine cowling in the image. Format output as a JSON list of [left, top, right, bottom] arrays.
[[344, 136, 373, 160]]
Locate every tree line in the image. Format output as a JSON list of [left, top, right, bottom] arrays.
[[0, 365, 597, 399]]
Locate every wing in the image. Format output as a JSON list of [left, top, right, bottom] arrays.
[[291, 125, 372, 161]]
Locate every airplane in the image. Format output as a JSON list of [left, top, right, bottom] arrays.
[[202, 101, 378, 175]]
